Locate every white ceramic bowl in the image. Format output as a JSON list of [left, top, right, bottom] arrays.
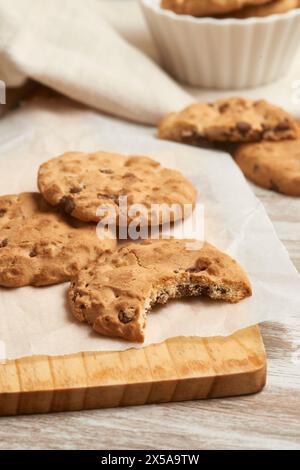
[[140, 0, 300, 89]]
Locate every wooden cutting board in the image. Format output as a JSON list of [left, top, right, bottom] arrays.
[[0, 325, 266, 416]]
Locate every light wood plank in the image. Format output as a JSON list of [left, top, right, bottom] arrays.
[[0, 326, 266, 416]]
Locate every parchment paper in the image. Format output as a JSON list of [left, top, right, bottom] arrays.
[[0, 97, 300, 359]]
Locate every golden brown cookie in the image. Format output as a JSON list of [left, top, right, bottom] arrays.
[[69, 239, 252, 342], [38, 151, 197, 224], [0, 192, 116, 287], [224, 0, 299, 17], [161, 0, 271, 16], [234, 139, 300, 196], [159, 97, 298, 144]]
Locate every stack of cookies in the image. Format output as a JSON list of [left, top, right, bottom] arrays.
[[161, 0, 300, 18], [0, 149, 252, 342], [159, 97, 300, 196]]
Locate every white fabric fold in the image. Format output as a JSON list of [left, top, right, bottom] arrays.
[[0, 0, 192, 124]]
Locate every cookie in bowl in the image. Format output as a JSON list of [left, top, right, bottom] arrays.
[[223, 0, 300, 18], [141, 0, 300, 88]]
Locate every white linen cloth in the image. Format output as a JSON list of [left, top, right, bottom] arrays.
[[1, 0, 300, 121], [0, 0, 192, 124]]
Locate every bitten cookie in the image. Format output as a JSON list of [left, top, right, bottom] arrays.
[[160, 0, 270, 16], [158, 97, 298, 144], [38, 151, 197, 224], [69, 239, 252, 342], [0, 192, 116, 287], [225, 0, 299, 17], [234, 139, 300, 196]]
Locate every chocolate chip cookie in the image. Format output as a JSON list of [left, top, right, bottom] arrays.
[[38, 151, 197, 224], [160, 0, 270, 16], [234, 139, 300, 196], [0, 192, 116, 287], [69, 239, 252, 342], [158, 97, 298, 144]]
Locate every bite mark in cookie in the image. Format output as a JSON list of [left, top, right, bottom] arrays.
[[158, 97, 298, 144], [68, 239, 252, 342], [38, 151, 197, 224]]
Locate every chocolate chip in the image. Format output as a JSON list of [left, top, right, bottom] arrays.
[[0, 238, 8, 248], [59, 196, 75, 214], [99, 169, 113, 174], [118, 309, 135, 324], [29, 248, 37, 257], [275, 120, 290, 132], [79, 304, 86, 310], [70, 186, 82, 194], [220, 131, 231, 138], [219, 103, 229, 113], [253, 164, 260, 173], [236, 122, 251, 135], [0, 208, 7, 217]]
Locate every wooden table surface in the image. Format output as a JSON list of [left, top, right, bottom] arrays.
[[0, 0, 299, 451]]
